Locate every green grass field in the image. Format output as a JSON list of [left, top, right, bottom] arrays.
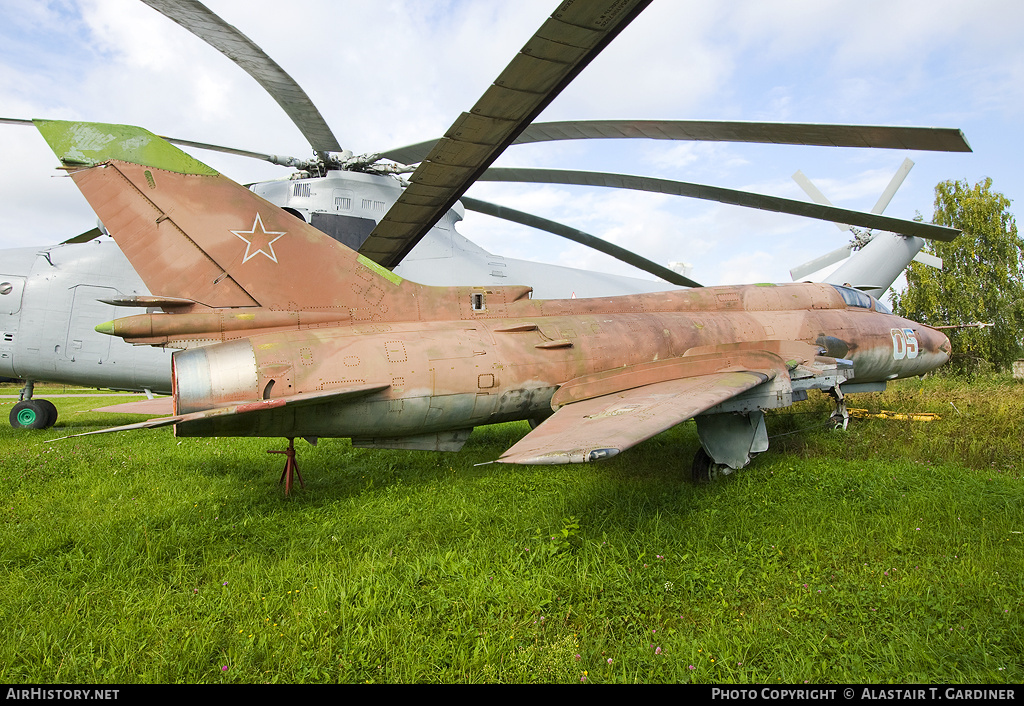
[[1, 376, 1021, 684]]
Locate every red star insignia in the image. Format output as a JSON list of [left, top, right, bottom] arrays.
[[231, 213, 286, 263]]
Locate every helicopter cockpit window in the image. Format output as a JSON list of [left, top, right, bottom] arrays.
[[829, 284, 872, 309], [873, 298, 893, 315]]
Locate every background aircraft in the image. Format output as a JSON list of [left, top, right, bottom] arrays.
[[790, 160, 946, 299], [5, 2, 1008, 273]]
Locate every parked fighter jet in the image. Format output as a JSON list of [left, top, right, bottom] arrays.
[[1, 0, 971, 431], [27, 0, 958, 489], [38, 117, 954, 489]]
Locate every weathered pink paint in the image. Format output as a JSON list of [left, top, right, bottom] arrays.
[[46, 122, 951, 472]]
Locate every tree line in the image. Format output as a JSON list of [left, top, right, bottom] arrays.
[[892, 177, 1024, 375]]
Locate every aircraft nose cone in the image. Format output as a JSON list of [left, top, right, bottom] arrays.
[[923, 326, 952, 365], [939, 332, 952, 357]]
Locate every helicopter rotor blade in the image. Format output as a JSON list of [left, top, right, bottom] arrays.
[[461, 197, 701, 288], [477, 167, 961, 242], [870, 157, 914, 215], [513, 121, 971, 151], [791, 169, 850, 233], [790, 159, 918, 279], [360, 0, 654, 269], [380, 120, 972, 165], [158, 136, 276, 163], [139, 0, 343, 161], [789, 245, 854, 281]]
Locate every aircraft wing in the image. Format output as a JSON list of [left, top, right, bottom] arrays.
[[496, 369, 775, 465]]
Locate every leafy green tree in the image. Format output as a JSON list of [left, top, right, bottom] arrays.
[[892, 178, 1024, 374]]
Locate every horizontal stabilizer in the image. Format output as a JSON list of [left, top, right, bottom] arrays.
[[52, 384, 389, 441], [91, 397, 174, 415], [61, 227, 104, 245]]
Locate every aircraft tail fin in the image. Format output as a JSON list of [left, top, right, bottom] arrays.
[[35, 120, 415, 311]]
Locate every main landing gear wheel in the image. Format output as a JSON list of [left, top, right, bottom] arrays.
[[10, 399, 57, 430], [691, 447, 730, 483], [37, 400, 57, 427]]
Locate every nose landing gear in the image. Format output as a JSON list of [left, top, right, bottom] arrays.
[[828, 385, 850, 430]]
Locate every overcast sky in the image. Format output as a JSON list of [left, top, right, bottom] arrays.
[[1, 0, 1020, 289]]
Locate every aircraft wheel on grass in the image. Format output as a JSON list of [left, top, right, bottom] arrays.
[[36, 399, 58, 428], [691, 447, 728, 483], [10, 399, 57, 430]]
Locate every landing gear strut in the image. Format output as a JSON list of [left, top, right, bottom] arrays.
[[268, 437, 305, 496], [691, 410, 768, 482], [828, 385, 850, 430]]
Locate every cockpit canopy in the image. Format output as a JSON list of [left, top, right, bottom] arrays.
[[830, 284, 891, 314]]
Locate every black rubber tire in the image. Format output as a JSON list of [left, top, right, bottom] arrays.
[[10, 400, 54, 430], [692, 447, 733, 483], [36, 399, 58, 428], [691, 447, 715, 483]]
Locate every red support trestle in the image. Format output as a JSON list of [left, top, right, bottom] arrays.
[[268, 437, 305, 495]]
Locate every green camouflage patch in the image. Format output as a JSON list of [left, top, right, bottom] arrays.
[[35, 120, 218, 176]]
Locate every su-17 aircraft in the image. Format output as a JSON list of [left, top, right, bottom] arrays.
[[1, 0, 971, 431], [37, 118, 954, 490]]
